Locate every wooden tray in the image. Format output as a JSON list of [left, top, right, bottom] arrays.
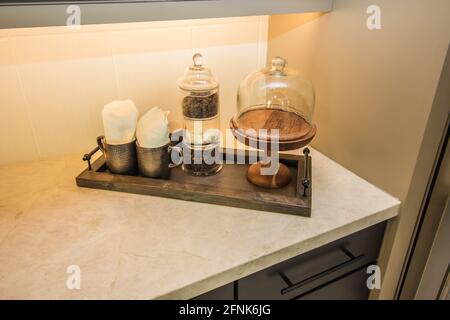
[[76, 148, 312, 217]]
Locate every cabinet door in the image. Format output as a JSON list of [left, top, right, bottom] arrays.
[[193, 283, 235, 300], [238, 223, 385, 300], [297, 267, 370, 300]]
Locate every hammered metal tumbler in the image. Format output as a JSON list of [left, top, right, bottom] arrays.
[[136, 142, 182, 179], [97, 135, 137, 175]]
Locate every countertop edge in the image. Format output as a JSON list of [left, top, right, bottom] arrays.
[[157, 202, 400, 300]]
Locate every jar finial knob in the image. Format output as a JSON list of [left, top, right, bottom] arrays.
[[193, 53, 203, 67], [271, 56, 287, 73]]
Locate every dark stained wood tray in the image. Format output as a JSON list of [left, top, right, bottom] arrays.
[[76, 148, 312, 217]]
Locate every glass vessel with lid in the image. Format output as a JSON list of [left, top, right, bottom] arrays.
[[230, 56, 317, 188], [177, 53, 222, 176]]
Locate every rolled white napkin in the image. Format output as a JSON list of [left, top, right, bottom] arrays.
[[137, 107, 170, 148], [102, 100, 138, 145]]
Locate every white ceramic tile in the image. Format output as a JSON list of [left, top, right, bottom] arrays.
[[111, 26, 191, 130], [0, 28, 11, 38], [192, 19, 267, 131], [111, 16, 267, 131], [0, 39, 13, 64], [108, 16, 262, 31], [109, 19, 193, 32], [12, 32, 118, 158], [257, 16, 269, 66], [0, 39, 39, 165], [13, 30, 113, 64], [0, 16, 269, 164], [189, 16, 263, 26], [193, 19, 263, 48], [6, 24, 110, 38]]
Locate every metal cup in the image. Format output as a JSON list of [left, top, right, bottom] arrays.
[[136, 141, 182, 179], [97, 135, 138, 175]]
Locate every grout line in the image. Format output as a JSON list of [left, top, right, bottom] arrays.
[[9, 37, 42, 160], [190, 23, 195, 55], [257, 16, 269, 68], [257, 17, 262, 68], [107, 24, 121, 100]]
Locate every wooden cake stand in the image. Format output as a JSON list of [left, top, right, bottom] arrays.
[[230, 108, 316, 188]]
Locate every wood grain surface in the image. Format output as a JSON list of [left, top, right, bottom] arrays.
[[76, 149, 312, 217]]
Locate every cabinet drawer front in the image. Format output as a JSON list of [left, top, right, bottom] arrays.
[[194, 282, 235, 300], [297, 266, 371, 300], [238, 223, 385, 300]]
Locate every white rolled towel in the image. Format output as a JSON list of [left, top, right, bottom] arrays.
[[137, 107, 170, 148], [102, 100, 138, 145]]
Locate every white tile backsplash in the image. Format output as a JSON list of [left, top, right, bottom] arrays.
[[0, 39, 40, 164], [12, 31, 117, 158], [0, 16, 268, 165], [111, 25, 192, 130], [192, 17, 267, 132]]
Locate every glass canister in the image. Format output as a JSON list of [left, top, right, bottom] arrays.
[[230, 56, 317, 188], [232, 56, 316, 150], [177, 53, 222, 176]]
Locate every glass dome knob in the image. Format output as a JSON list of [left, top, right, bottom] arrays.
[[270, 56, 287, 75], [192, 53, 203, 68]]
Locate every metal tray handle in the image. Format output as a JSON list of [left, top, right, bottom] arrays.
[[302, 147, 311, 197], [82, 145, 101, 171]]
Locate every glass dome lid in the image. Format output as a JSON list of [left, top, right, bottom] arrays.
[[231, 56, 316, 149], [177, 53, 218, 92]]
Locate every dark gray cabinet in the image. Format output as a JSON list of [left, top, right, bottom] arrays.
[[195, 222, 386, 300], [0, 0, 333, 29], [193, 282, 235, 300], [297, 267, 371, 300]]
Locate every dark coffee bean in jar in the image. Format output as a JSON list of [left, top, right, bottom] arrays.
[[183, 144, 221, 176], [182, 92, 219, 119], [183, 162, 220, 176]]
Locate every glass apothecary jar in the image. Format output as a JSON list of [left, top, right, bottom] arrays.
[[177, 53, 222, 176]]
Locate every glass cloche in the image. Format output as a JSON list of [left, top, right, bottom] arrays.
[[231, 56, 316, 151], [230, 56, 317, 188]]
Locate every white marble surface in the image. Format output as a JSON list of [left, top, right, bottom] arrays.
[[0, 148, 400, 299]]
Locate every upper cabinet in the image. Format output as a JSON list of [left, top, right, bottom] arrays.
[[0, 0, 333, 29]]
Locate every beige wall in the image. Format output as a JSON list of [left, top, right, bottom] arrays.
[[268, 0, 450, 298], [0, 16, 268, 165]]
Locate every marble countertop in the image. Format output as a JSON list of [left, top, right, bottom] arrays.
[[0, 148, 400, 299]]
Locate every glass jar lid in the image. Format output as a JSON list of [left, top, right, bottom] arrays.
[[178, 53, 218, 92]]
